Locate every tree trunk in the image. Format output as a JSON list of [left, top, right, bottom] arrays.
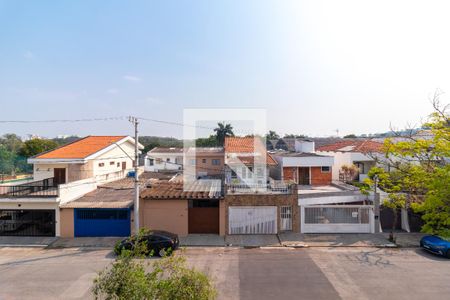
[[390, 208, 398, 242]]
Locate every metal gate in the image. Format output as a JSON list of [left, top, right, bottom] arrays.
[[280, 206, 292, 231], [228, 206, 277, 234], [74, 208, 130, 237], [0, 209, 55, 236], [301, 205, 374, 233]]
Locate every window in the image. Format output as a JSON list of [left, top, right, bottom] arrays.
[[98, 163, 105, 167], [148, 158, 154, 166], [110, 161, 115, 166], [241, 167, 247, 178], [166, 158, 170, 162], [155, 158, 162, 164], [117, 162, 120, 167], [321, 166, 331, 173], [202, 158, 207, 163], [256, 167, 264, 177], [212, 159, 220, 165]]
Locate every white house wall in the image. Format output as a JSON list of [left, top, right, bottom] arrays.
[[93, 141, 135, 176], [281, 156, 334, 167]]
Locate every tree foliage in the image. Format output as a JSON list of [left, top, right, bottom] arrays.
[[19, 138, 59, 158], [93, 252, 216, 300], [214, 122, 234, 146], [265, 130, 280, 140], [368, 94, 449, 237]]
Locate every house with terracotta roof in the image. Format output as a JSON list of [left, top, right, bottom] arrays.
[[316, 139, 384, 182], [0, 136, 143, 238], [269, 139, 335, 186], [144, 147, 184, 172], [224, 136, 277, 187]]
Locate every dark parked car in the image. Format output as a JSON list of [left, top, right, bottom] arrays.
[[115, 230, 179, 257], [420, 235, 450, 258]]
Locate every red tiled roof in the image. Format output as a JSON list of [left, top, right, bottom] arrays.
[[316, 140, 383, 153], [35, 136, 127, 159], [140, 180, 222, 200], [224, 137, 277, 165]]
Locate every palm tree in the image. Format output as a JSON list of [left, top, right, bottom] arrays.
[[214, 122, 234, 146]]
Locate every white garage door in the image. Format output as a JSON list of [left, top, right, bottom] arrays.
[[229, 206, 277, 234]]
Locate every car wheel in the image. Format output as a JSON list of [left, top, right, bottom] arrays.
[[446, 250, 450, 259]]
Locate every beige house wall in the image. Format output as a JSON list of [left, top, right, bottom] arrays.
[[194, 153, 224, 176], [141, 199, 189, 236], [219, 200, 226, 236], [67, 161, 94, 182], [59, 208, 74, 237]]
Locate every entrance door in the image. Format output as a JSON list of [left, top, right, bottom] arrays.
[[298, 167, 310, 185], [54, 168, 66, 185], [188, 200, 219, 234], [0, 209, 55, 236], [121, 162, 127, 170]]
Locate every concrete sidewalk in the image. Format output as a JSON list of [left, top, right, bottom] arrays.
[[279, 232, 425, 248], [47, 237, 122, 249], [0, 236, 58, 247]]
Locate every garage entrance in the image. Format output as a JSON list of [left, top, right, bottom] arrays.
[[229, 206, 277, 234], [300, 205, 374, 233], [74, 208, 130, 237], [0, 209, 55, 236], [188, 200, 219, 234]]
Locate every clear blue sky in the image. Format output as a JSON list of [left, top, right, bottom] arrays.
[[1, 0, 449, 138]]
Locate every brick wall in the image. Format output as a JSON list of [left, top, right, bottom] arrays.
[[283, 167, 296, 181], [224, 189, 299, 234], [310, 166, 332, 185]]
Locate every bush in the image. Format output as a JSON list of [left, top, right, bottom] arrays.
[[93, 251, 216, 300]]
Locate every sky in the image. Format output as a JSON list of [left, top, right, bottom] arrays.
[[1, 0, 450, 139]]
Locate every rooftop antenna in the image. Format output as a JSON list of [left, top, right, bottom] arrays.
[[335, 129, 339, 137]]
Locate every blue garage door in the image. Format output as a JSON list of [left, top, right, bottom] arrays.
[[74, 209, 130, 237]]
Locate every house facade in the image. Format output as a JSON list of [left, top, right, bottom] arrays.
[[144, 147, 183, 172], [269, 139, 334, 186], [0, 136, 142, 237], [316, 139, 383, 182], [184, 147, 224, 179]]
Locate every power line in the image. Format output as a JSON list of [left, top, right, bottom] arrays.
[[0, 117, 127, 124]]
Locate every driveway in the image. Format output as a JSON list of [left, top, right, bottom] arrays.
[[0, 246, 449, 299]]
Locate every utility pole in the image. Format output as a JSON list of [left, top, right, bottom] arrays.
[[129, 116, 140, 234], [373, 174, 380, 233]]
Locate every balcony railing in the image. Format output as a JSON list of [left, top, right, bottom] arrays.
[[226, 180, 296, 194], [0, 178, 58, 198]]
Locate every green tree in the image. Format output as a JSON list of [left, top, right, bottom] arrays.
[[195, 135, 218, 147], [265, 130, 280, 140], [370, 95, 449, 237], [214, 122, 234, 146], [19, 138, 59, 158], [283, 133, 307, 138], [0, 145, 15, 175], [93, 252, 216, 300], [344, 134, 357, 138]]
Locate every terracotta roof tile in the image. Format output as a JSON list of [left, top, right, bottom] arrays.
[[224, 136, 277, 165], [35, 136, 127, 159], [316, 140, 383, 153], [141, 180, 223, 200]]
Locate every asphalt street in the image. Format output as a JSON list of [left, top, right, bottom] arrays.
[[0, 246, 448, 300]]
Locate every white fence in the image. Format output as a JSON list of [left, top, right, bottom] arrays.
[[301, 205, 374, 233]]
